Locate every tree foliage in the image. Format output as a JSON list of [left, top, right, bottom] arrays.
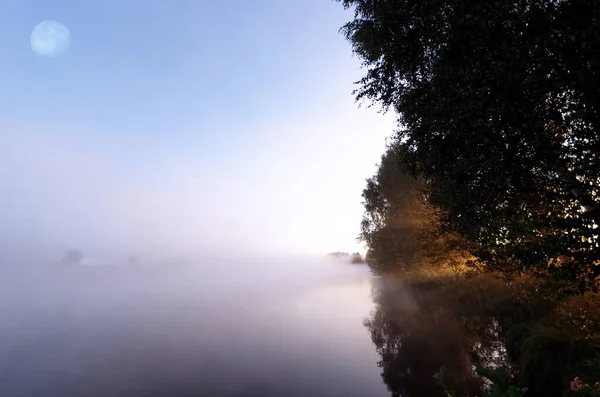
[[340, 0, 600, 290], [359, 144, 474, 273], [359, 145, 423, 272]]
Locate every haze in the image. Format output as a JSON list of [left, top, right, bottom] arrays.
[[0, 252, 387, 396], [0, 0, 395, 259], [0, 2, 396, 395]]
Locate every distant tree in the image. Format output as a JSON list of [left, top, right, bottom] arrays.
[[128, 255, 139, 266], [327, 251, 367, 264], [61, 249, 83, 266], [328, 252, 351, 258]]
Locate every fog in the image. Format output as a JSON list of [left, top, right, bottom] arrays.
[[0, 252, 384, 396], [0, 252, 372, 321], [0, 119, 388, 396]]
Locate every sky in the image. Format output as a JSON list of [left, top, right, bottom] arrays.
[[0, 0, 396, 259]]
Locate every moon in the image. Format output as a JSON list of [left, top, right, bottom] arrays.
[[30, 20, 70, 58]]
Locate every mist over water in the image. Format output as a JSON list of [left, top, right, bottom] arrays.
[[0, 253, 387, 397]]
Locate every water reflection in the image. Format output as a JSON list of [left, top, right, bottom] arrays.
[[365, 276, 509, 397]]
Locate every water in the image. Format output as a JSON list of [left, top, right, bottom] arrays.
[[0, 258, 389, 397], [364, 276, 509, 397], [0, 256, 510, 397]]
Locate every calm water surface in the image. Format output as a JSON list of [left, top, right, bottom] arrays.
[[0, 259, 390, 397], [0, 258, 506, 397]]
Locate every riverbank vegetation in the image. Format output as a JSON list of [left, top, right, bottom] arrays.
[[337, 0, 599, 395]]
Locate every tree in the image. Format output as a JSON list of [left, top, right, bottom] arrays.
[[351, 252, 365, 264], [359, 144, 423, 272], [128, 255, 139, 267], [61, 249, 83, 266], [339, 0, 600, 290], [359, 144, 474, 273]]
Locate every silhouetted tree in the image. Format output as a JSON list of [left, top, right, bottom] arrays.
[[128, 255, 139, 267], [327, 252, 351, 258], [61, 249, 83, 266], [339, 0, 600, 290]]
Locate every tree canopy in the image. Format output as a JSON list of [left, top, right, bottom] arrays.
[[359, 144, 474, 274], [340, 0, 600, 290]]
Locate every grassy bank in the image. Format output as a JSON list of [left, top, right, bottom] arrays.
[[389, 266, 600, 397]]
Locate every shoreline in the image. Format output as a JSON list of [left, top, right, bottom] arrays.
[[367, 265, 600, 397]]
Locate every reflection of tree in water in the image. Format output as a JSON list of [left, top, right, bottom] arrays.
[[365, 277, 509, 397]]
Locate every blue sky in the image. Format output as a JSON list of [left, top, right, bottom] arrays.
[[0, 0, 395, 258]]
